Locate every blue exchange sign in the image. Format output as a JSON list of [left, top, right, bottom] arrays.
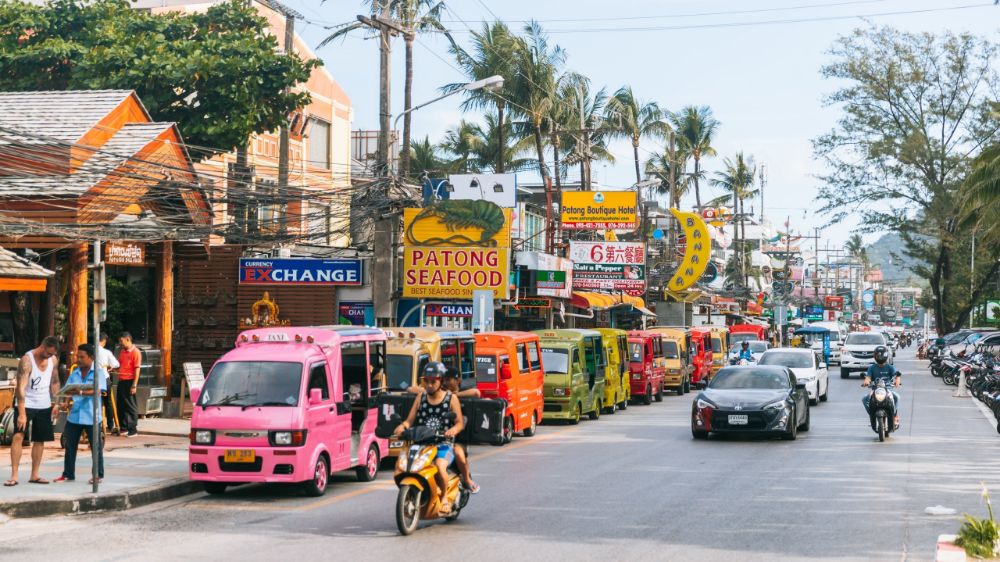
[[239, 258, 362, 286], [425, 304, 473, 318]]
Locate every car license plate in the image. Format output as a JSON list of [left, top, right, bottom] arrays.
[[390, 440, 403, 449], [224, 449, 255, 463], [728, 415, 749, 425]]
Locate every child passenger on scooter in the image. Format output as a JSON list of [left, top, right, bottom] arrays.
[[394, 362, 465, 515], [405, 368, 481, 494]]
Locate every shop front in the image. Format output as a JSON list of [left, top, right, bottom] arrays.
[[0, 247, 54, 413], [503, 251, 574, 331]]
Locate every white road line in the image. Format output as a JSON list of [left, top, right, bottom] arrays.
[[971, 396, 999, 432]]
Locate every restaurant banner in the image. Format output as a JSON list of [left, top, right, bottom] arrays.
[[104, 242, 145, 265], [402, 202, 512, 299], [560, 191, 637, 230], [569, 241, 646, 295], [239, 258, 363, 285]]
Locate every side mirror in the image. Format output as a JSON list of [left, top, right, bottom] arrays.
[[795, 382, 807, 390], [189, 387, 201, 406], [500, 364, 513, 380], [308, 388, 323, 405], [818, 363, 827, 370]]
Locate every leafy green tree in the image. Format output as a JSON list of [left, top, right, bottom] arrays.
[[605, 86, 669, 184], [668, 106, 719, 210], [645, 146, 691, 208], [0, 0, 318, 159], [711, 153, 757, 289], [448, 21, 520, 173], [560, 80, 615, 189], [469, 112, 535, 173], [439, 120, 485, 173], [510, 21, 565, 182], [409, 135, 447, 177], [962, 140, 1000, 244], [813, 26, 1000, 333]]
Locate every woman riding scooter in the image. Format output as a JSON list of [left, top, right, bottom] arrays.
[[394, 362, 464, 515]]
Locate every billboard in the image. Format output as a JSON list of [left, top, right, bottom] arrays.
[[239, 258, 363, 286], [402, 201, 512, 299], [560, 191, 637, 230], [447, 174, 518, 208], [569, 241, 645, 296]]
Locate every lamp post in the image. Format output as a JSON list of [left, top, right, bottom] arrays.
[[392, 75, 504, 176]]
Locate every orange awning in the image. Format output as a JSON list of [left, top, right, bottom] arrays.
[[0, 278, 47, 292]]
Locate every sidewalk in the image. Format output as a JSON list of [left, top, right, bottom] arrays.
[[0, 419, 197, 519]]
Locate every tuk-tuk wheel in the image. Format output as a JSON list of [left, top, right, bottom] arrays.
[[588, 400, 601, 420], [355, 444, 379, 482], [654, 385, 664, 402], [569, 404, 581, 425], [642, 386, 652, 406], [523, 413, 537, 437]]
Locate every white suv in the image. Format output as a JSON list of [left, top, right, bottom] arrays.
[[839, 332, 892, 379]]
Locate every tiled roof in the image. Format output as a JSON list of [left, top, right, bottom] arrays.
[[0, 122, 174, 197], [0, 90, 137, 145], [0, 247, 53, 279]]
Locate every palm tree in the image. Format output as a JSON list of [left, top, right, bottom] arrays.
[[439, 120, 485, 173], [510, 21, 565, 182], [409, 135, 447, 178], [448, 21, 519, 173], [605, 86, 669, 184], [644, 146, 692, 209], [711, 153, 757, 288], [562, 80, 615, 190], [845, 234, 868, 269], [668, 106, 720, 210], [470, 111, 536, 173], [961, 143, 1000, 243]]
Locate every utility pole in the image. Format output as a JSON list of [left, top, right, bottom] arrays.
[[357, 0, 402, 178], [90, 241, 104, 494], [277, 9, 295, 238], [758, 163, 766, 226]]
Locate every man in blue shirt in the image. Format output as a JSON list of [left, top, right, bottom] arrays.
[[54, 344, 105, 483], [736, 341, 755, 363], [862, 346, 901, 429]]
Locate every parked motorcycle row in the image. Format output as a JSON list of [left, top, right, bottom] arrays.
[[926, 328, 1000, 431]]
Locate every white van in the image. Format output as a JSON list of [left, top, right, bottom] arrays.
[[810, 321, 847, 365]]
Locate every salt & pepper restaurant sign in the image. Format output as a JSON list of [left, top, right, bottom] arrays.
[[568, 241, 646, 295], [239, 258, 363, 286]]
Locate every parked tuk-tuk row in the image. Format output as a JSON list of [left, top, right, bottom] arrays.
[[185, 324, 722, 498]]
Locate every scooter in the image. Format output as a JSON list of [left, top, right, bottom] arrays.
[[864, 379, 897, 442], [390, 414, 470, 536]]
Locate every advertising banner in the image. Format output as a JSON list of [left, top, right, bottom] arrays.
[[402, 203, 512, 299], [239, 258, 363, 286], [339, 302, 374, 326], [560, 191, 637, 230], [105, 242, 145, 266], [425, 303, 473, 318], [666, 209, 711, 293], [569, 241, 645, 295]]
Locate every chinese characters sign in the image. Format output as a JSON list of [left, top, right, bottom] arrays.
[[560, 191, 637, 230], [569, 241, 646, 296]]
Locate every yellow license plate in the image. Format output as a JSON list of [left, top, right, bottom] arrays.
[[224, 449, 255, 463]]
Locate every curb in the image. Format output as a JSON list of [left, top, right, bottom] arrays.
[[0, 478, 203, 519], [936, 534, 966, 562]]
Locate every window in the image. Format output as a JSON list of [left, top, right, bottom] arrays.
[[541, 348, 569, 374], [369, 341, 385, 394], [308, 119, 331, 170], [308, 363, 330, 400], [517, 343, 528, 372], [476, 355, 497, 382], [528, 342, 542, 371], [341, 342, 368, 403], [663, 341, 679, 359], [199, 361, 302, 407]]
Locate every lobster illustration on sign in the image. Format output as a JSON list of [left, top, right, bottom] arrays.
[[405, 199, 505, 247]]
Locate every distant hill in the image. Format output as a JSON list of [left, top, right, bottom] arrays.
[[866, 232, 924, 285]]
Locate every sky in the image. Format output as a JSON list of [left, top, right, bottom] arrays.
[[282, 0, 999, 248]]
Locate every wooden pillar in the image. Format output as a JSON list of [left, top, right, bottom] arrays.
[[67, 244, 88, 363], [156, 241, 174, 398], [39, 253, 57, 338]]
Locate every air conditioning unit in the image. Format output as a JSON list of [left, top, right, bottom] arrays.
[[273, 247, 292, 258]]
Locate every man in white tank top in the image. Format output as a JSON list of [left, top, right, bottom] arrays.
[[5, 336, 61, 486]]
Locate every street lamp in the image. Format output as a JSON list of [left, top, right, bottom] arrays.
[[393, 75, 504, 133]]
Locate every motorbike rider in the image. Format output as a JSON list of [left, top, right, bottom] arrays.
[[736, 341, 755, 363], [405, 367, 481, 493], [394, 362, 464, 515], [862, 345, 901, 429]]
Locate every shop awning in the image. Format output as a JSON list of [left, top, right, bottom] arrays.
[[664, 289, 703, 303], [571, 291, 655, 316], [0, 247, 53, 292]]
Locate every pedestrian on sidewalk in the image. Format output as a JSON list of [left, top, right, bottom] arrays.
[[97, 333, 120, 435], [116, 333, 141, 438], [5, 336, 60, 487], [55, 344, 105, 484]]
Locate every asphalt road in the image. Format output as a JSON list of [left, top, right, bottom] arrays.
[[3, 347, 999, 562]]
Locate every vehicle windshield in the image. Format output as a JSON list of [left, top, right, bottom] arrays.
[[964, 333, 984, 344], [944, 331, 971, 344], [730, 333, 757, 345], [475, 355, 497, 382], [711, 338, 722, 353], [199, 361, 302, 407], [628, 342, 644, 363], [759, 352, 813, 369], [709, 368, 790, 390], [846, 333, 884, 345], [663, 341, 679, 359], [748, 342, 769, 353], [541, 348, 569, 374], [385, 354, 414, 390]]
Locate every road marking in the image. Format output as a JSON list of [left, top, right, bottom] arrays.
[[971, 396, 998, 431]]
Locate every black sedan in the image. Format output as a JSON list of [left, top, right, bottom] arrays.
[[691, 365, 810, 440]]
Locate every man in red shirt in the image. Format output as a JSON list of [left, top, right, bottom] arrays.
[[116, 332, 142, 437]]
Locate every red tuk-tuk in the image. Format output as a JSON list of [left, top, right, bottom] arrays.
[[687, 328, 714, 388], [626, 330, 667, 404]]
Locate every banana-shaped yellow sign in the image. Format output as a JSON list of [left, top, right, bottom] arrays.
[[667, 209, 712, 292]]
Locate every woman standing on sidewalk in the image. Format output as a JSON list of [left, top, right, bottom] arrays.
[[54, 344, 104, 484]]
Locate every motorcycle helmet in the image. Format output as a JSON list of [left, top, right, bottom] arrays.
[[443, 367, 460, 380], [422, 361, 447, 380], [873, 345, 889, 365], [741, 341, 749, 349]]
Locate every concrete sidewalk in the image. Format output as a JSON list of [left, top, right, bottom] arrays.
[[137, 417, 190, 437], [0, 432, 198, 518]]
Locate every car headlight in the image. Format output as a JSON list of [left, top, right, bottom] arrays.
[[409, 448, 435, 472], [841, 350, 852, 357], [874, 387, 888, 402], [764, 401, 788, 411], [190, 429, 214, 445], [696, 398, 714, 409], [669, 369, 680, 375], [268, 430, 306, 446], [553, 387, 567, 396], [713, 359, 723, 366], [632, 373, 642, 380]]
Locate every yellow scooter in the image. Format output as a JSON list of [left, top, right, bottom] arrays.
[[391, 414, 470, 535]]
